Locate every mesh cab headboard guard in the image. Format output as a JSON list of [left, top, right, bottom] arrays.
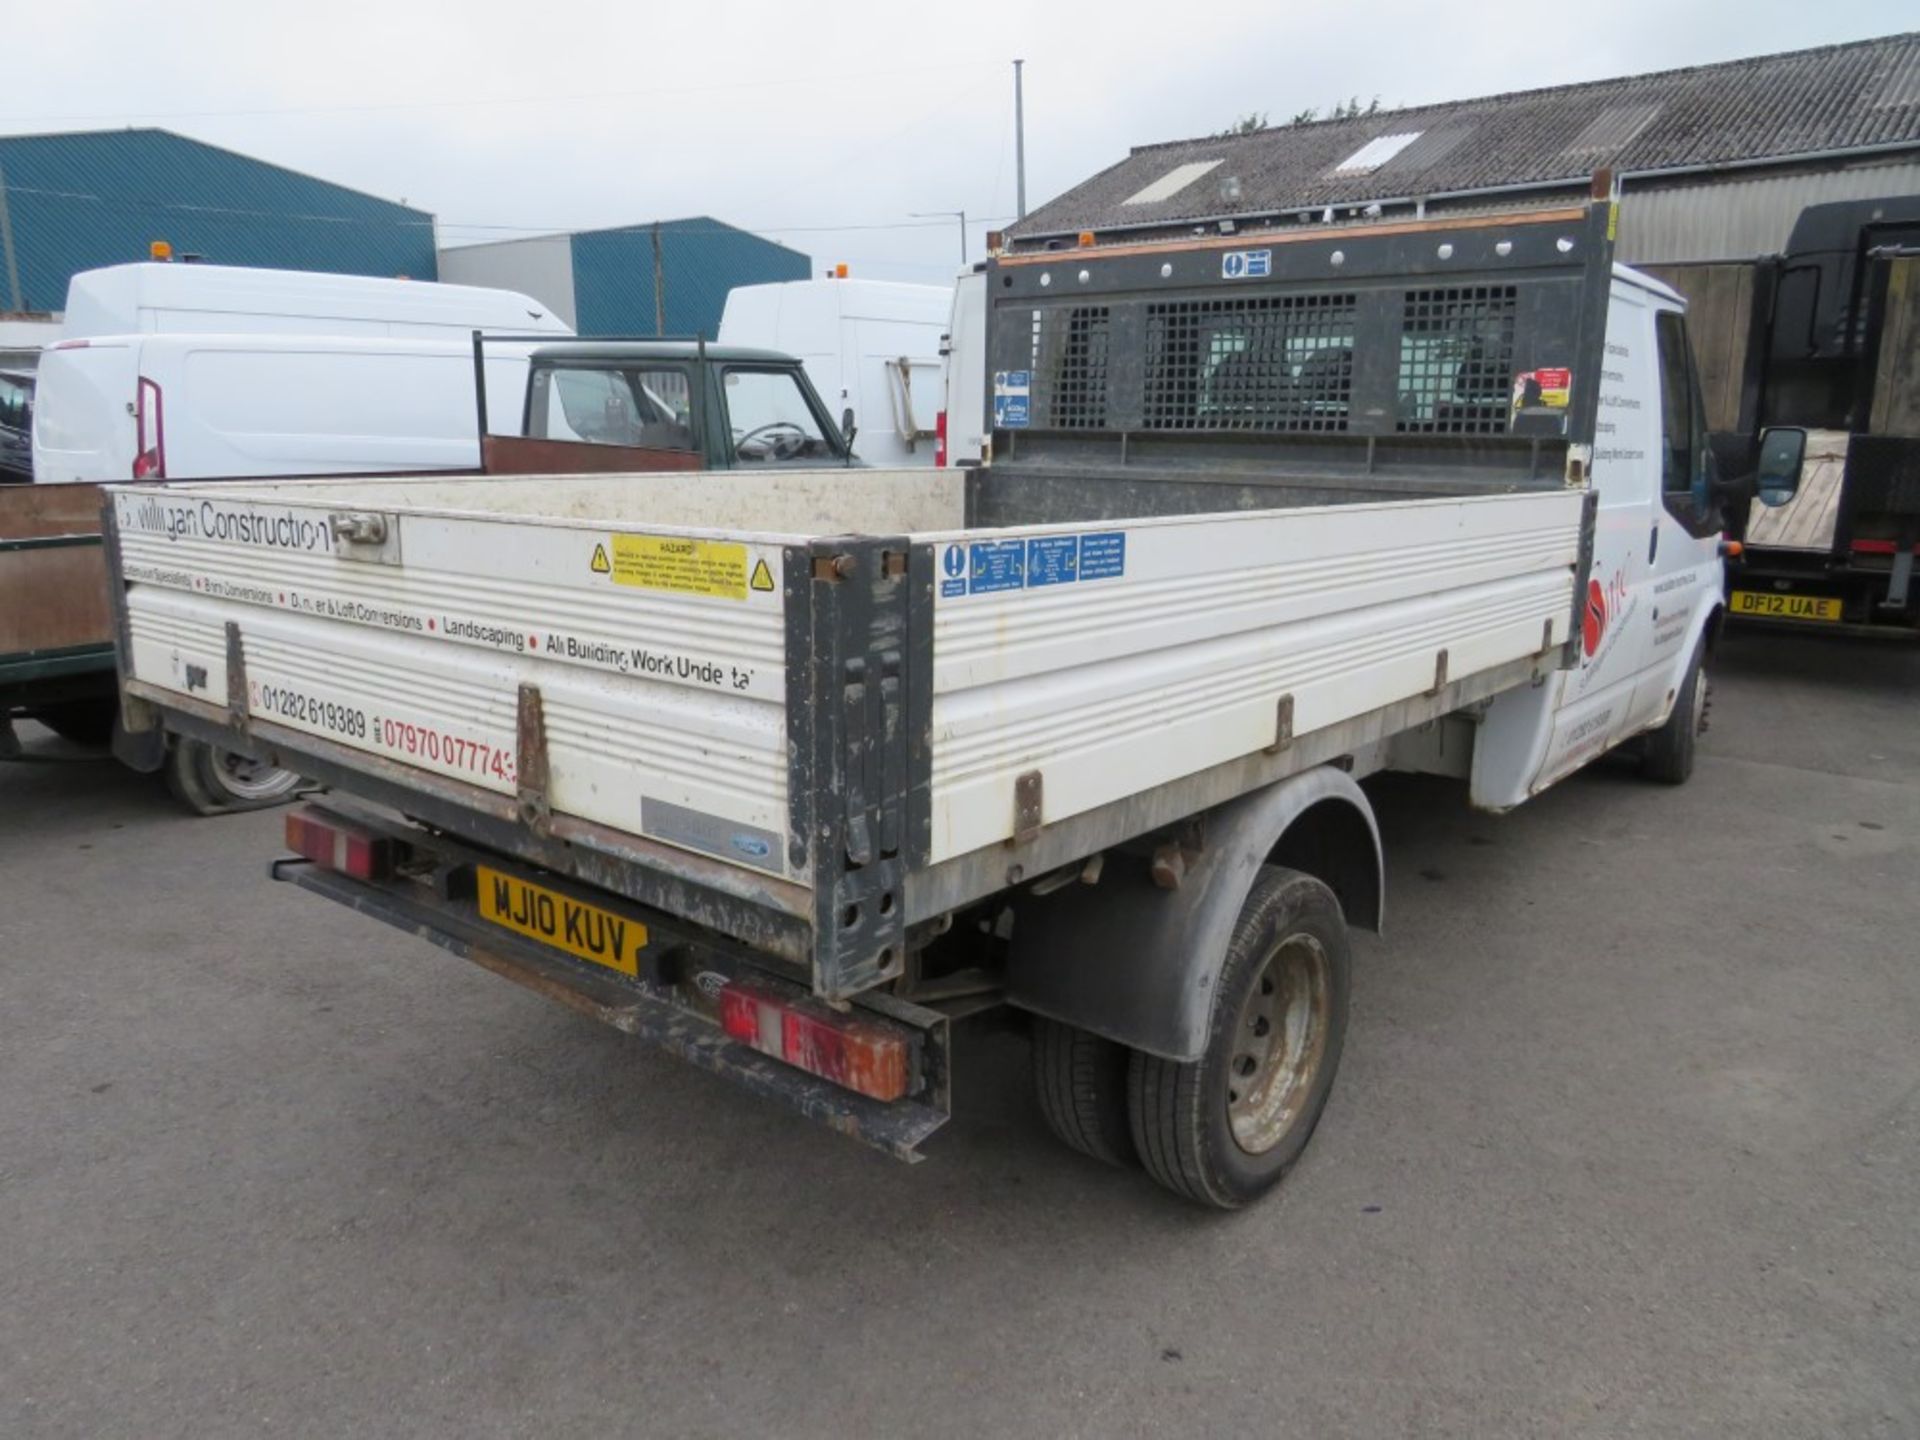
[[986, 201, 1617, 474]]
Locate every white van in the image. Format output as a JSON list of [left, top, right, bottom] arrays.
[[939, 266, 988, 468], [60, 262, 566, 341], [718, 277, 949, 466], [31, 262, 571, 484], [32, 334, 537, 484]]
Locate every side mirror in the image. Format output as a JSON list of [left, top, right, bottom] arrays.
[[840, 406, 858, 449], [1754, 426, 1806, 508]]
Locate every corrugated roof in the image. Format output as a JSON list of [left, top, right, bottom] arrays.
[[0, 128, 437, 311], [1010, 32, 1920, 243]]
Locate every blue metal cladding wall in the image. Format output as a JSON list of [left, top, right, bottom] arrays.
[[0, 129, 437, 313], [568, 218, 809, 337]]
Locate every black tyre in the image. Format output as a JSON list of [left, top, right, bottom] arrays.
[[1641, 641, 1707, 786], [1032, 1017, 1137, 1167], [163, 737, 304, 815], [1129, 866, 1350, 1209], [31, 699, 116, 747]]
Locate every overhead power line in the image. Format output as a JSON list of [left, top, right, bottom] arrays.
[[0, 180, 1010, 243], [0, 61, 1004, 126]]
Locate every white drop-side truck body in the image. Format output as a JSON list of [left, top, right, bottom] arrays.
[[105, 201, 1798, 1207]]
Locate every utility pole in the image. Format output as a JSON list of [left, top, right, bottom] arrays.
[[1013, 59, 1027, 220], [909, 210, 968, 265], [650, 220, 666, 336]]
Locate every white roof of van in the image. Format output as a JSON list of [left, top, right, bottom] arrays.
[[61, 263, 571, 340], [727, 277, 952, 325]]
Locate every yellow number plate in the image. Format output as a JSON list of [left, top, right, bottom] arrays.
[[1731, 591, 1841, 622], [476, 867, 647, 977]]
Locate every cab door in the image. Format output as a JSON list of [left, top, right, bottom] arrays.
[[1630, 305, 1724, 728], [1525, 282, 1662, 789]]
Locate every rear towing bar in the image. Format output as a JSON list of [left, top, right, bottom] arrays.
[[273, 801, 953, 1162]]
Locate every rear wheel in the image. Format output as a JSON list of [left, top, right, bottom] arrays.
[[163, 737, 304, 815], [1031, 1017, 1136, 1167], [1642, 641, 1707, 785], [1129, 866, 1350, 1209]]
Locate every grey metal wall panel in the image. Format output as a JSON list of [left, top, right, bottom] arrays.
[[436, 235, 578, 328], [1617, 160, 1920, 264]]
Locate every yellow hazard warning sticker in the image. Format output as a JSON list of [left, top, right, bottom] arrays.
[[590, 543, 611, 574], [608, 534, 749, 600], [749, 558, 775, 593]]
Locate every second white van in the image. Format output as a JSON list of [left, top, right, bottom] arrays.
[[718, 277, 950, 467], [32, 334, 537, 484]]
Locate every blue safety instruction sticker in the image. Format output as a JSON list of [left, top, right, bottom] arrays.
[[940, 541, 968, 598], [1079, 531, 1127, 579], [993, 370, 1031, 429], [1026, 535, 1079, 586], [1221, 249, 1271, 280], [969, 539, 1026, 594], [939, 529, 1128, 600]]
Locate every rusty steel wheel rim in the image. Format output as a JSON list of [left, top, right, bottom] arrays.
[[1226, 932, 1332, 1156], [211, 749, 302, 803]]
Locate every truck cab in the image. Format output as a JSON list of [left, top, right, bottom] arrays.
[[499, 341, 854, 473], [1643, 194, 1920, 632], [1469, 265, 1769, 802]]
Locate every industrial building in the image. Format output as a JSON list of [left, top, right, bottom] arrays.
[[438, 219, 809, 338], [1008, 32, 1920, 266], [0, 127, 435, 358]]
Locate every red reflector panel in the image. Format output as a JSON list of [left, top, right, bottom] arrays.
[[285, 808, 392, 881], [719, 982, 912, 1102]]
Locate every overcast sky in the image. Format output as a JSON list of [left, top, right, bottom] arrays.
[[5, 2, 1912, 286]]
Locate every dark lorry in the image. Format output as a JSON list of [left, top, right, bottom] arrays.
[[1642, 195, 1920, 633]]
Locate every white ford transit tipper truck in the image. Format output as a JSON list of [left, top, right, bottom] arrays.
[[102, 197, 1805, 1207]]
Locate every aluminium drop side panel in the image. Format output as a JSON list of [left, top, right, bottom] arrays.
[[110, 485, 796, 879], [919, 487, 1584, 862]]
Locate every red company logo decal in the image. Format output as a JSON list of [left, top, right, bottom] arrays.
[[1582, 569, 1630, 662], [1582, 579, 1609, 658]]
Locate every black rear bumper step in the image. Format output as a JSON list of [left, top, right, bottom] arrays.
[[274, 859, 952, 1162]]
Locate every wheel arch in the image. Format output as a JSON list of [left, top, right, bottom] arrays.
[[1651, 595, 1724, 729], [1266, 792, 1383, 934], [1005, 765, 1382, 1063]]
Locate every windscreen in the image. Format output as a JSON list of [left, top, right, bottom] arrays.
[[722, 368, 838, 463]]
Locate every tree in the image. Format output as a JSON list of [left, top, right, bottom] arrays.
[[1284, 96, 1384, 126], [1215, 111, 1268, 138], [1222, 96, 1387, 134]]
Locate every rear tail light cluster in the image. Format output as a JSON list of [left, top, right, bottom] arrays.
[[285, 807, 394, 881], [719, 980, 913, 1101], [934, 409, 949, 466], [133, 376, 165, 479]]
